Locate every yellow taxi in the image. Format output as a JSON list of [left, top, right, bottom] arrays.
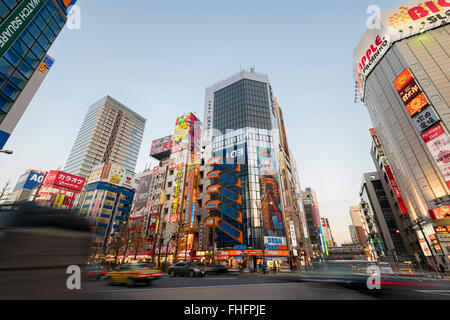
[[106, 262, 163, 287]]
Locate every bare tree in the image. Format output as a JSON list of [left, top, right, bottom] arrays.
[[106, 222, 128, 269], [171, 219, 186, 263], [129, 220, 148, 260], [0, 180, 11, 203]]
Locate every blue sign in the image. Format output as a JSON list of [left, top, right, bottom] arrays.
[[57, 0, 77, 15], [13, 171, 45, 192]]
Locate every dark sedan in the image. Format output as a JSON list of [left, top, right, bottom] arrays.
[[205, 264, 229, 274], [168, 262, 206, 278], [85, 264, 107, 280]]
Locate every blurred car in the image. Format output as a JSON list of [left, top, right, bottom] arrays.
[[86, 264, 107, 280], [379, 262, 394, 275], [205, 264, 229, 274], [397, 262, 415, 276], [168, 262, 206, 277], [106, 262, 163, 286]]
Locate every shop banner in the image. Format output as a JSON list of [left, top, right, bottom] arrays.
[[413, 106, 439, 133], [421, 124, 450, 189]]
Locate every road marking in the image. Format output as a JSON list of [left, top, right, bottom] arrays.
[[414, 290, 450, 296], [88, 281, 353, 294]]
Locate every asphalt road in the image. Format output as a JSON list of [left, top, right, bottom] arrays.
[[78, 273, 450, 300]]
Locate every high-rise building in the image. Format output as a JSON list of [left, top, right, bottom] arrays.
[[359, 171, 410, 262], [0, 0, 78, 149], [64, 96, 146, 179], [348, 225, 360, 246], [369, 133, 423, 263], [349, 205, 368, 248], [79, 162, 138, 256], [321, 217, 336, 247], [354, 0, 450, 268], [302, 188, 327, 260], [202, 69, 309, 271], [146, 113, 210, 265]]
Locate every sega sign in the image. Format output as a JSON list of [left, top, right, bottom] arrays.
[[58, 0, 77, 14]]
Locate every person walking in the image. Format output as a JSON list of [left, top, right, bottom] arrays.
[[439, 264, 447, 278]]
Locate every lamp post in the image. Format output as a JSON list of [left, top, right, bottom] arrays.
[[255, 200, 266, 271]]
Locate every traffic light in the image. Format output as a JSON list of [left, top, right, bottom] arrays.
[[395, 229, 401, 234]]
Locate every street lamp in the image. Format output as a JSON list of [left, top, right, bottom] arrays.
[[0, 150, 13, 155]]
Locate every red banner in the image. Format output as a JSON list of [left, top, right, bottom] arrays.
[[384, 166, 408, 214]]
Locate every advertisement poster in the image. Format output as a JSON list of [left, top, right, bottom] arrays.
[[412, 106, 439, 133], [150, 135, 173, 156], [170, 165, 185, 223], [421, 124, 450, 189], [393, 68, 429, 116], [257, 147, 285, 239], [43, 170, 86, 192], [429, 205, 450, 220]]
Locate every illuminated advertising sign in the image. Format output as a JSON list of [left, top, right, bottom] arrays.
[[421, 124, 450, 189], [13, 171, 45, 192], [434, 226, 450, 234], [384, 166, 409, 214], [150, 135, 173, 157], [170, 165, 185, 223], [172, 113, 200, 153], [393, 68, 429, 116], [43, 170, 86, 192], [354, 0, 450, 99], [370, 129, 408, 214], [134, 173, 153, 213], [412, 106, 439, 133], [87, 163, 138, 190], [429, 205, 450, 220], [429, 234, 441, 251]]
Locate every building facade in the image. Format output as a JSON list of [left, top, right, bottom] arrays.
[[64, 96, 146, 179], [354, 0, 450, 268], [202, 69, 309, 270], [0, 0, 77, 149], [7, 168, 45, 202], [33, 169, 86, 210], [302, 188, 327, 260]]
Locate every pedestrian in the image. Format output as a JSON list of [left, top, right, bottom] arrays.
[[262, 263, 266, 274], [439, 264, 446, 277]]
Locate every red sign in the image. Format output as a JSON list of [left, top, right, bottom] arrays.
[[429, 205, 450, 220], [421, 124, 450, 188], [393, 68, 429, 116], [434, 226, 450, 234], [43, 170, 86, 192], [384, 166, 408, 214]]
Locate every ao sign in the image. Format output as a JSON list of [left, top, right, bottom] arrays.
[[24, 172, 45, 190]]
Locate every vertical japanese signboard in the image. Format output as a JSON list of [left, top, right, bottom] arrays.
[[421, 124, 450, 189], [393, 68, 429, 117]]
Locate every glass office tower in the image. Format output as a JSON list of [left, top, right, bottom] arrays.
[[0, 0, 78, 149], [204, 69, 293, 270], [64, 96, 146, 179]]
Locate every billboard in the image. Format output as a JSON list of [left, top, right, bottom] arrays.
[[429, 205, 450, 220], [354, 0, 450, 99], [172, 113, 201, 153], [87, 163, 138, 190], [421, 124, 450, 189], [12, 171, 45, 192], [150, 135, 173, 158], [43, 170, 86, 192], [393, 68, 430, 116], [412, 106, 439, 133], [170, 165, 185, 223], [133, 173, 153, 214], [257, 147, 286, 241]]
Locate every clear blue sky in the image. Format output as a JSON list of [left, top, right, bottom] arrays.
[[0, 0, 398, 244]]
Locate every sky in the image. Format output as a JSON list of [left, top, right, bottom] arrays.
[[0, 0, 400, 245]]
